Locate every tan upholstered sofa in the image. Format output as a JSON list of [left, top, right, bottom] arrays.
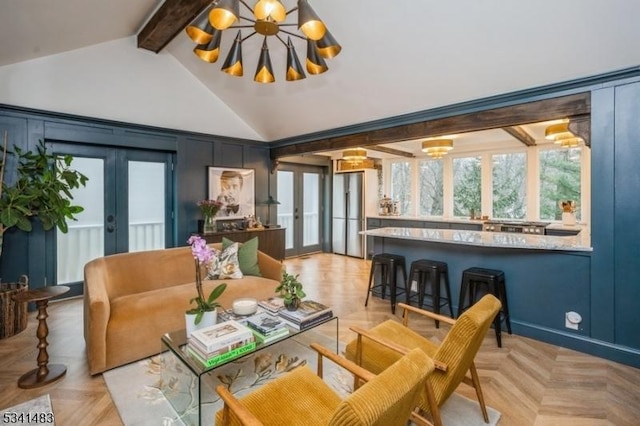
[[83, 243, 283, 375]]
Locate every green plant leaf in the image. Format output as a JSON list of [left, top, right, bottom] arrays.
[[207, 283, 227, 302], [0, 139, 88, 234]]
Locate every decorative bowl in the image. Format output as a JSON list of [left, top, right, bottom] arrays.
[[232, 298, 258, 316]]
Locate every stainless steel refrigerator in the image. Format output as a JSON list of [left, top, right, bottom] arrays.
[[332, 172, 365, 258]]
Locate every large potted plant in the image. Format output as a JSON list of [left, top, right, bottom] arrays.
[[275, 272, 306, 311], [0, 135, 88, 255], [0, 133, 87, 338], [186, 235, 227, 335]]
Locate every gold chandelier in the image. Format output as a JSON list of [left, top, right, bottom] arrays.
[[421, 139, 454, 159], [186, 0, 341, 83], [545, 121, 583, 148]]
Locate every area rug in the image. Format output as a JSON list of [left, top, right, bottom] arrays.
[[104, 339, 500, 426], [0, 394, 55, 425]]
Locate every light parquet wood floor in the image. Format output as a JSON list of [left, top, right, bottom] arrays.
[[1, 253, 639, 425]]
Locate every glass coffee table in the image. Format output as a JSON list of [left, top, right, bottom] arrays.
[[160, 315, 338, 425]]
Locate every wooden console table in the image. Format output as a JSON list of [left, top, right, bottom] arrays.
[[12, 285, 70, 388], [203, 227, 286, 260]]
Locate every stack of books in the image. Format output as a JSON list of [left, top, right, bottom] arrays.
[[245, 311, 290, 343], [258, 296, 285, 314], [187, 320, 256, 368], [278, 300, 333, 330]]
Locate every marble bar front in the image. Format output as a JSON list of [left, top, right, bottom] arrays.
[[362, 226, 593, 354]]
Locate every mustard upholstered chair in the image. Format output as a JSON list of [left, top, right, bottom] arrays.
[[215, 343, 437, 426], [345, 294, 501, 424]]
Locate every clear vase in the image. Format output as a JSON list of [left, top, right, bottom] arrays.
[[203, 215, 217, 234]]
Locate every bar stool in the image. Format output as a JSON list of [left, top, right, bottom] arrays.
[[407, 259, 454, 328], [365, 253, 408, 314], [458, 267, 512, 347]]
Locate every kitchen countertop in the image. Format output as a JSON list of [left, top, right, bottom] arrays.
[[361, 227, 592, 252], [367, 215, 587, 233]]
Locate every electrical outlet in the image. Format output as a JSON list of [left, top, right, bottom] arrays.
[[410, 280, 418, 292], [565, 311, 582, 330]]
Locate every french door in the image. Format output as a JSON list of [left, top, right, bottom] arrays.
[[46, 142, 174, 296], [277, 164, 325, 257]]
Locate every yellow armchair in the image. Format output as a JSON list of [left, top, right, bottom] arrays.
[[215, 343, 437, 426], [345, 294, 501, 424]]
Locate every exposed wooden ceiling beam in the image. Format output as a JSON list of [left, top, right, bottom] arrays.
[[270, 92, 591, 159], [502, 126, 536, 146], [137, 0, 211, 53], [367, 145, 415, 158], [569, 114, 591, 147]]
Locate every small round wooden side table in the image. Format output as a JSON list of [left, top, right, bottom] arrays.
[[12, 285, 70, 389]]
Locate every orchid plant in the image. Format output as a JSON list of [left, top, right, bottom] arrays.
[[187, 235, 227, 324]]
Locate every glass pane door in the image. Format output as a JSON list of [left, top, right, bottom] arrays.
[[277, 170, 294, 250], [277, 165, 325, 257], [49, 143, 174, 296], [128, 161, 166, 252], [56, 157, 105, 284], [303, 172, 320, 246]]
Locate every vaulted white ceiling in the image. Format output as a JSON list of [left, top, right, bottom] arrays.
[[1, 0, 640, 149]]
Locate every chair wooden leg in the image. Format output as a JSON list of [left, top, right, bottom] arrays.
[[469, 361, 490, 423], [424, 380, 442, 426], [409, 409, 435, 426], [221, 404, 231, 426], [353, 335, 363, 390]]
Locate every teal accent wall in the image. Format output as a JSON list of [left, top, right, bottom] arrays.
[[0, 106, 269, 289]]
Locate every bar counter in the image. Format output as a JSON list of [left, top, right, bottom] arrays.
[[362, 227, 592, 252], [362, 226, 593, 355]]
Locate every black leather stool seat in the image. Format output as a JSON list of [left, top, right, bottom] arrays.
[[365, 253, 408, 314], [408, 259, 453, 328], [458, 267, 512, 347]]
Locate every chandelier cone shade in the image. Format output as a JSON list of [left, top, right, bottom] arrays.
[[186, 8, 215, 45], [297, 0, 326, 40], [254, 39, 276, 83], [185, 0, 340, 83], [306, 38, 328, 74], [193, 30, 222, 63], [254, 0, 286, 22], [221, 30, 244, 76], [209, 0, 240, 30], [315, 29, 342, 59], [286, 37, 306, 81], [422, 139, 454, 159]]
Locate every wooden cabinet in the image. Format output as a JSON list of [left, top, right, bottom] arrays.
[[203, 228, 286, 261]]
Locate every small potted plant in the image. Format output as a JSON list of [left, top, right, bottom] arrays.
[[186, 235, 227, 335], [275, 272, 306, 311]]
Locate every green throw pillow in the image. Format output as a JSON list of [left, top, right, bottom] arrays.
[[222, 236, 261, 277]]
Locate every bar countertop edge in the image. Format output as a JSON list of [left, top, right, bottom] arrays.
[[361, 227, 592, 252]]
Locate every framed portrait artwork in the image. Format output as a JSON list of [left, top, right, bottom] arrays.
[[208, 167, 255, 219]]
